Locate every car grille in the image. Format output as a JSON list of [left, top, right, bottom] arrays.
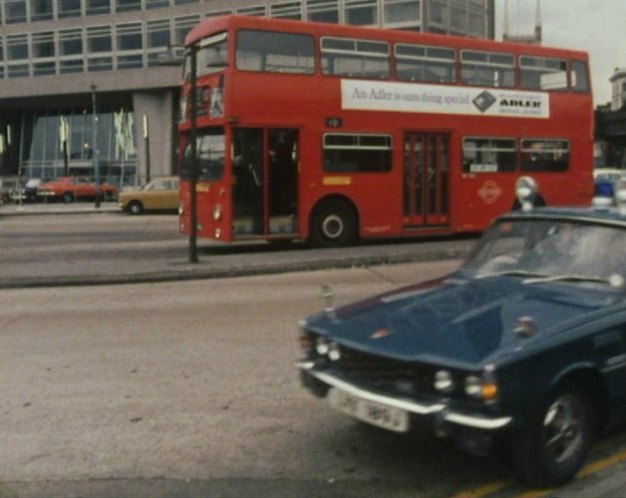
[[327, 346, 438, 397]]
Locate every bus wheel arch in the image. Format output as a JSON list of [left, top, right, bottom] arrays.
[[309, 196, 359, 248]]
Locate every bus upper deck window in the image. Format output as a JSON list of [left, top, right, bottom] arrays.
[[461, 50, 515, 88], [321, 37, 390, 79], [395, 43, 456, 84], [236, 30, 315, 74], [520, 56, 568, 91], [570, 60, 590, 93]]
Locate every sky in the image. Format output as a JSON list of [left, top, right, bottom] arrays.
[[494, 0, 626, 105]]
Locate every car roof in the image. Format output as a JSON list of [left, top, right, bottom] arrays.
[[499, 206, 626, 228]]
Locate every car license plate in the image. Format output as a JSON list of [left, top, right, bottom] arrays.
[[328, 388, 409, 433]]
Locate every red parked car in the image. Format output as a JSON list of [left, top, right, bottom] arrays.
[[38, 176, 118, 203]]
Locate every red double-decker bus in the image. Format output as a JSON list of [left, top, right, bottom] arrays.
[[178, 15, 593, 247]]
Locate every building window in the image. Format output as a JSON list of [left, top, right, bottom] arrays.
[[206, 9, 232, 18], [147, 19, 171, 66], [5, 0, 27, 24], [58, 0, 82, 18], [8, 64, 29, 78], [323, 134, 392, 172], [59, 29, 83, 56], [117, 54, 143, 69], [237, 5, 267, 16], [32, 31, 55, 58], [428, 0, 447, 25], [306, 0, 339, 23], [147, 19, 171, 48], [174, 15, 200, 46], [116, 22, 143, 68], [7, 34, 29, 61], [31, 0, 54, 21], [116, 0, 141, 12], [116, 23, 142, 51], [33, 61, 56, 76], [345, 0, 378, 26], [59, 29, 84, 74], [384, 0, 420, 28], [174, 0, 196, 4], [449, 0, 467, 35], [88, 26, 112, 53], [463, 137, 516, 173], [88, 56, 113, 71], [270, 2, 302, 20], [468, 3, 485, 37], [146, 0, 169, 8], [86, 0, 111, 15]]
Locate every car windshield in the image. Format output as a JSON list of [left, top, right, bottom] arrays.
[[463, 218, 626, 287]]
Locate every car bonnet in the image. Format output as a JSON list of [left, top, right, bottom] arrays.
[[306, 274, 624, 367]]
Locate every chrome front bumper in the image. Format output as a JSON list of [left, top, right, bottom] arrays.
[[298, 361, 512, 431]]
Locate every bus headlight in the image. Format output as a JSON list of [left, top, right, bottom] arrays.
[[212, 204, 222, 221]]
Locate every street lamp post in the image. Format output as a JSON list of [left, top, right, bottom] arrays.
[[188, 43, 199, 263], [59, 117, 69, 176], [90, 83, 100, 208], [143, 114, 151, 184]]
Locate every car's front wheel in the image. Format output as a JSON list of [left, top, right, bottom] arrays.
[[511, 387, 592, 487], [127, 200, 144, 215]]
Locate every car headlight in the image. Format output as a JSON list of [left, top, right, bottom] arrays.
[[327, 342, 341, 361], [434, 370, 454, 393], [464, 375, 483, 397], [465, 371, 499, 402], [315, 337, 330, 356]]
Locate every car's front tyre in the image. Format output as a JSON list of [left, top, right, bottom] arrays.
[[127, 200, 144, 215], [511, 387, 592, 487]]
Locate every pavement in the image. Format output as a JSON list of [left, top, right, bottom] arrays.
[[0, 201, 475, 288]]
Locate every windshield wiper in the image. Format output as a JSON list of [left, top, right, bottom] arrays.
[[523, 274, 610, 286]]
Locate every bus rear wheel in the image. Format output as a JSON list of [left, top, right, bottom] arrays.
[[309, 200, 357, 248]]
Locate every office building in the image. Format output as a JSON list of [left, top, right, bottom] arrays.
[[0, 0, 495, 184]]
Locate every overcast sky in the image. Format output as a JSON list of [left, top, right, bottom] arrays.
[[494, 0, 626, 105]]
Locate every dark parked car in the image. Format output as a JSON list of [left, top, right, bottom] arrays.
[[10, 178, 47, 202], [298, 206, 626, 487]]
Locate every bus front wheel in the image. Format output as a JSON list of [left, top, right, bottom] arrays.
[[309, 200, 358, 248]]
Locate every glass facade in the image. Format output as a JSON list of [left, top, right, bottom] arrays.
[[19, 108, 137, 184]]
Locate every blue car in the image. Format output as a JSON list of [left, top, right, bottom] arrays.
[[298, 206, 626, 487]]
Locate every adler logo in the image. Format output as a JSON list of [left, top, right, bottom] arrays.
[[501, 99, 542, 109], [472, 90, 497, 113]]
